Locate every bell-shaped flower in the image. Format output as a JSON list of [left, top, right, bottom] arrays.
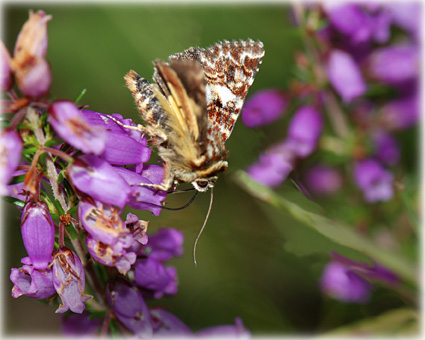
[[82, 110, 151, 167], [241, 89, 287, 127], [353, 159, 394, 203], [196, 318, 250, 338], [113, 166, 166, 216], [134, 257, 178, 299], [48, 101, 106, 155], [143, 228, 183, 262], [12, 10, 52, 97], [10, 258, 56, 300], [326, 50, 366, 102], [61, 312, 102, 336], [0, 129, 23, 195], [125, 213, 149, 248], [68, 154, 131, 209], [372, 131, 400, 166], [380, 94, 419, 131], [151, 309, 192, 337], [107, 279, 153, 338], [303, 165, 343, 196], [1, 41, 13, 91], [21, 200, 55, 270], [52, 248, 92, 313]]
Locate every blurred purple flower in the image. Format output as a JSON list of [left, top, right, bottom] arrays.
[[386, 2, 421, 38], [326, 49, 366, 102], [354, 159, 394, 203], [61, 312, 102, 336], [0, 129, 23, 195], [107, 279, 153, 338], [12, 10, 52, 97], [304, 165, 343, 196], [372, 131, 400, 166], [380, 94, 419, 130], [134, 257, 178, 299], [197, 317, 250, 338], [21, 201, 55, 270], [321, 261, 372, 303], [68, 154, 131, 209], [1, 41, 13, 91], [48, 101, 106, 155], [114, 166, 166, 216], [10, 260, 55, 300], [52, 248, 92, 314], [287, 106, 323, 158], [82, 110, 151, 167], [145, 228, 184, 262], [151, 309, 193, 337], [368, 45, 419, 85], [241, 89, 287, 127]]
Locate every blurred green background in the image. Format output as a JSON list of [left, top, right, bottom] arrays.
[[3, 2, 411, 336]]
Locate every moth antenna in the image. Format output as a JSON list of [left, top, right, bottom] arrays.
[[193, 187, 214, 267]]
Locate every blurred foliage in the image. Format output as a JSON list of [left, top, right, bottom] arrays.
[[2, 2, 419, 337]]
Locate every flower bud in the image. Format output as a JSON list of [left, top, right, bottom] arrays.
[[21, 201, 55, 270], [52, 248, 92, 313]]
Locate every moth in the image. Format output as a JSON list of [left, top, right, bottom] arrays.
[[124, 39, 265, 193]]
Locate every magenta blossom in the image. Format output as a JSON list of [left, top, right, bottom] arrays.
[[0, 129, 23, 195], [144, 228, 184, 262], [1, 41, 13, 91]]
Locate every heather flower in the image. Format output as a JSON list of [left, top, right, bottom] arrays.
[[21, 200, 55, 270], [380, 94, 419, 130], [113, 166, 166, 216], [386, 3, 421, 38], [353, 159, 394, 203], [125, 213, 149, 247], [61, 312, 102, 336], [326, 49, 366, 102], [241, 89, 287, 127], [107, 279, 153, 338], [145, 228, 184, 262], [10, 260, 55, 300], [368, 45, 419, 85], [1, 41, 13, 91], [0, 129, 23, 195], [52, 248, 92, 313], [287, 106, 323, 157], [196, 317, 250, 338], [303, 164, 343, 196], [82, 110, 151, 167], [247, 141, 295, 188], [372, 131, 400, 166], [68, 154, 131, 209], [151, 309, 192, 336], [12, 10, 52, 97], [48, 101, 106, 155], [134, 257, 178, 298]]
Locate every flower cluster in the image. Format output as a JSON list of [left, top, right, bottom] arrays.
[[3, 10, 248, 337]]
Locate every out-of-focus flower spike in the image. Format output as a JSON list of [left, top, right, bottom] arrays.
[[0, 129, 23, 195]]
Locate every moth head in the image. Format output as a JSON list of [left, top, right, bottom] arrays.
[[192, 177, 217, 192]]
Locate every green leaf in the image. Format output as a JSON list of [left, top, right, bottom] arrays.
[[9, 174, 26, 185], [1, 196, 25, 208], [75, 88, 87, 103], [66, 222, 79, 240], [234, 171, 417, 286], [323, 308, 418, 336]]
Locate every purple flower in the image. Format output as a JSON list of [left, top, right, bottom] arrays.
[[145, 228, 184, 262], [287, 106, 323, 157], [197, 318, 250, 338], [241, 89, 287, 127], [48, 101, 106, 155], [1, 41, 13, 91], [247, 141, 295, 188], [68, 154, 131, 209], [21, 201, 55, 270], [52, 248, 92, 313], [134, 257, 178, 298], [12, 10, 52, 97], [10, 260, 55, 300], [107, 279, 153, 338], [380, 94, 419, 130], [386, 3, 421, 38], [326, 49, 366, 102], [86, 235, 137, 275], [113, 166, 166, 216], [125, 213, 149, 247], [353, 159, 394, 203], [61, 312, 102, 336], [151, 309, 192, 336], [0, 129, 23, 195], [368, 45, 419, 85], [304, 165, 343, 196], [82, 110, 151, 167], [321, 261, 372, 303], [372, 131, 400, 166]]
